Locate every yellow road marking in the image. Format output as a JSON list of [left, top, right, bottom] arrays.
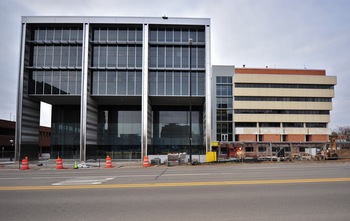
[[1, 177, 350, 191]]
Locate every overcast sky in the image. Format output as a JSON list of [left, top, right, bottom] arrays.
[[0, 0, 349, 129]]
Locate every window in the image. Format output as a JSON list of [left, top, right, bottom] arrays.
[[117, 71, 126, 95], [259, 122, 280, 127], [221, 134, 228, 141], [166, 47, 173, 68], [245, 147, 254, 152], [235, 96, 332, 102], [118, 28, 127, 41], [166, 72, 173, 95], [98, 71, 106, 95], [166, 29, 173, 42], [235, 83, 334, 89], [283, 123, 304, 128], [108, 29, 117, 41], [30, 70, 81, 95], [128, 72, 135, 95], [128, 46, 136, 67], [92, 70, 142, 96], [235, 110, 329, 115], [258, 135, 263, 141], [306, 123, 327, 128], [174, 29, 181, 42], [258, 146, 267, 152], [282, 135, 287, 142], [217, 76, 232, 84], [216, 85, 232, 96], [107, 72, 116, 94], [158, 46, 165, 68], [217, 110, 228, 121], [158, 29, 165, 42], [118, 46, 127, 67], [217, 98, 233, 109], [128, 29, 136, 42], [306, 135, 310, 142], [235, 122, 257, 127], [33, 27, 83, 42], [107, 46, 117, 67]]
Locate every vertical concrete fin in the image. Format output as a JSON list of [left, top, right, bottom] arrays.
[[80, 22, 90, 162], [141, 23, 149, 157]]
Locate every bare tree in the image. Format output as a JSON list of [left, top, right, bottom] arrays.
[[332, 126, 350, 141]]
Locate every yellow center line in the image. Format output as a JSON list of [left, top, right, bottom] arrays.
[[1, 177, 350, 191]]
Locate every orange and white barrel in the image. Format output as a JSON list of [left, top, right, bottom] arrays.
[[105, 155, 112, 168], [143, 155, 150, 167], [56, 157, 63, 169], [21, 157, 29, 170]]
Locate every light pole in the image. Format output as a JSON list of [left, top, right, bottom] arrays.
[[189, 38, 193, 163]]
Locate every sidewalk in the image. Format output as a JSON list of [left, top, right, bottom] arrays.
[[0, 158, 143, 170]]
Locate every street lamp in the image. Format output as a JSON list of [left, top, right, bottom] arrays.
[[189, 38, 193, 163]]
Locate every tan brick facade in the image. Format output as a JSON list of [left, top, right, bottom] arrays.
[[309, 135, 329, 142], [263, 134, 281, 142], [286, 134, 305, 142], [238, 134, 256, 141]]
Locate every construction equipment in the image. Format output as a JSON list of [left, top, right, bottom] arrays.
[[326, 136, 338, 160], [316, 136, 338, 160], [213, 144, 241, 162]]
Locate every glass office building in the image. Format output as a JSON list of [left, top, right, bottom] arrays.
[[16, 16, 211, 161]]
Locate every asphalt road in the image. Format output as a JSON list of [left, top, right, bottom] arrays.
[[1, 162, 350, 221]]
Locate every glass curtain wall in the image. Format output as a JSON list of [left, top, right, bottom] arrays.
[[91, 25, 143, 96], [149, 106, 203, 155], [148, 26, 206, 155], [51, 105, 80, 158], [28, 25, 83, 95], [97, 107, 141, 159], [216, 76, 233, 141], [26, 25, 83, 158], [149, 26, 205, 96], [91, 25, 143, 159]]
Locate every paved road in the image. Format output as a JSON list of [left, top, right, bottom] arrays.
[[1, 162, 350, 220]]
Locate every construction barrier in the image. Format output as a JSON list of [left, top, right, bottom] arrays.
[[106, 155, 112, 168], [21, 157, 29, 170], [56, 157, 63, 169], [143, 155, 150, 167], [206, 151, 217, 162]]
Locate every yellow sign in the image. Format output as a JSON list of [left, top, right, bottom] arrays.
[[211, 141, 219, 147]]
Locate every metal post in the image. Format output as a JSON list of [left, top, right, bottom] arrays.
[[270, 142, 273, 162], [189, 38, 193, 164]]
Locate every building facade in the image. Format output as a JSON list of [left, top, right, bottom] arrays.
[[16, 16, 212, 161], [212, 65, 337, 159], [16, 16, 337, 162], [0, 119, 50, 159]]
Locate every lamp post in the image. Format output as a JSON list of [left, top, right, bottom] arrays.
[[189, 38, 193, 163]]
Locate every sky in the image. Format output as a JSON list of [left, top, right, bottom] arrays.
[[0, 0, 349, 129]]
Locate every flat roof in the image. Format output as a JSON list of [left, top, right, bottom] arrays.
[[235, 68, 326, 76], [21, 16, 210, 26]]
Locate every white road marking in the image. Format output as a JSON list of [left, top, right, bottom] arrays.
[[52, 177, 115, 186]]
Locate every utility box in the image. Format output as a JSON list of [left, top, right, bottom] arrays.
[[206, 152, 217, 162]]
